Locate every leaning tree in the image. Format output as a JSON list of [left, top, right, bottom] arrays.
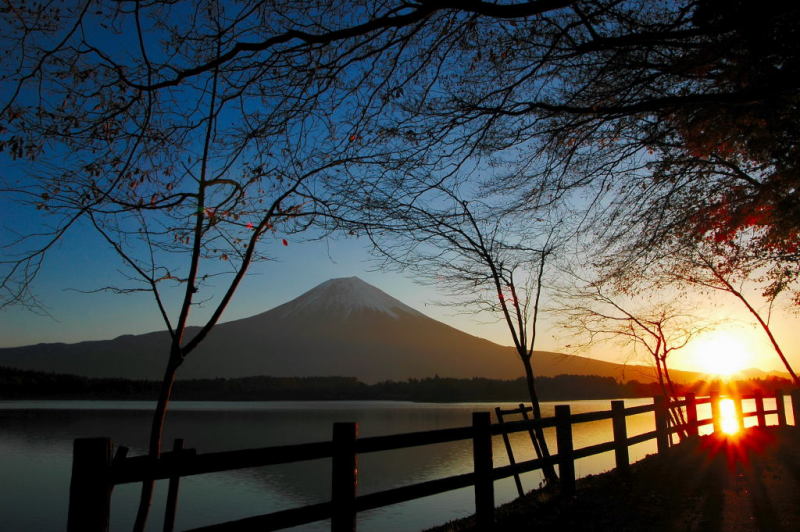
[[557, 275, 713, 440], [359, 182, 570, 484], [661, 239, 799, 385]]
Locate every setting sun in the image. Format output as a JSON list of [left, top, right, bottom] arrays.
[[719, 398, 741, 435], [690, 332, 752, 377]]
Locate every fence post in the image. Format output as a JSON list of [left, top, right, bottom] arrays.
[[611, 400, 629, 473], [519, 403, 558, 482], [555, 405, 575, 495], [163, 438, 184, 532], [495, 407, 524, 498], [472, 412, 494, 529], [710, 392, 721, 433], [734, 396, 745, 431], [685, 393, 699, 437], [775, 390, 787, 426], [791, 390, 800, 427], [67, 437, 112, 532], [332, 422, 358, 532], [653, 397, 669, 453], [754, 391, 766, 428]]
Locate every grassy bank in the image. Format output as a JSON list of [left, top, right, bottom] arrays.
[[429, 426, 800, 531]]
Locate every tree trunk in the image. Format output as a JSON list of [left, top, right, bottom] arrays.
[[735, 294, 799, 386], [654, 357, 686, 442], [660, 358, 687, 435], [522, 357, 559, 484], [132, 353, 181, 532], [706, 262, 800, 386]]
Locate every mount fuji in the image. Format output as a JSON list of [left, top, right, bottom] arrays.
[[0, 277, 520, 381], [0, 277, 691, 383]]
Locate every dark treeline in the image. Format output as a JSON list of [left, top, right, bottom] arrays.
[[1, 366, 631, 401], [0, 366, 792, 403]]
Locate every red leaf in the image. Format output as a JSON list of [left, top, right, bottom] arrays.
[[282, 239, 288, 246]]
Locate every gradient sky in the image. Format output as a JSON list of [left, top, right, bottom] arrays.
[[1, 206, 797, 377]]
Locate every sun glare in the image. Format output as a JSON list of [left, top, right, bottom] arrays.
[[719, 398, 740, 435], [691, 332, 752, 378]]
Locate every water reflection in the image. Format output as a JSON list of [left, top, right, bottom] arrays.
[[0, 398, 704, 531]]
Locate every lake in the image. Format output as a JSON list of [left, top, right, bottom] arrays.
[[0, 397, 764, 531]]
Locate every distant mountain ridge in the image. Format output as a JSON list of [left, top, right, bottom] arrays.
[[0, 276, 712, 384]]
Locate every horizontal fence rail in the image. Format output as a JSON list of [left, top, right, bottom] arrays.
[[68, 390, 800, 532]]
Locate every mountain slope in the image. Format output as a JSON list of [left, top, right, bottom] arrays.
[[0, 276, 693, 383]]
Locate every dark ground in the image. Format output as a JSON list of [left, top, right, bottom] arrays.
[[429, 426, 800, 532]]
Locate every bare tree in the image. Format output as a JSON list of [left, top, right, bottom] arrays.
[[362, 184, 564, 484], [558, 278, 708, 441]]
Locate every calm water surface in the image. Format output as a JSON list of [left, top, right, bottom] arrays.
[[1, 398, 776, 531]]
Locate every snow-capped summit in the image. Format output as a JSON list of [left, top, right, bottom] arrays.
[[276, 276, 424, 319]]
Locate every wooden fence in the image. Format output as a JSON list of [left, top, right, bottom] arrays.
[[67, 390, 800, 532]]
